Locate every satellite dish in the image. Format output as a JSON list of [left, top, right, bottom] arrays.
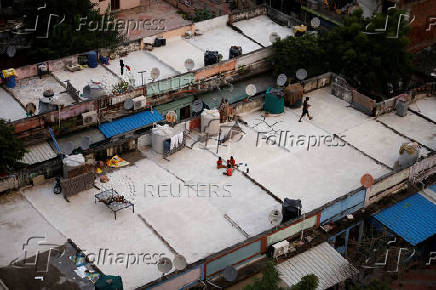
[[223, 265, 237, 282], [192, 99, 204, 114], [124, 99, 134, 110], [296, 68, 308, 81], [7, 45, 16, 58], [277, 74, 287, 86], [360, 173, 374, 188], [25, 103, 37, 116], [184, 58, 195, 71], [269, 208, 283, 227], [81, 136, 91, 151], [166, 111, 177, 123], [151, 67, 160, 81], [173, 255, 187, 271], [64, 141, 74, 156], [311, 17, 321, 28], [269, 32, 280, 44], [157, 257, 173, 274], [245, 84, 257, 96]]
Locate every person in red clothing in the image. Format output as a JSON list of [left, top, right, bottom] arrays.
[[230, 156, 236, 168], [217, 157, 226, 168], [223, 163, 233, 176]]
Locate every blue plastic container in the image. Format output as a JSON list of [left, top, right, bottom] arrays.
[[88, 51, 98, 68], [164, 139, 171, 153], [5, 76, 16, 88]]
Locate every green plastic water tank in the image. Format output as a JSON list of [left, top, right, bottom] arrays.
[[264, 88, 284, 114]]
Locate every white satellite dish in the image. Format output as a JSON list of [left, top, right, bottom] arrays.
[[124, 99, 134, 110], [151, 67, 160, 81], [296, 68, 308, 81], [81, 136, 91, 151], [7, 45, 16, 58], [157, 257, 173, 274], [277, 74, 287, 86], [245, 84, 257, 96], [192, 99, 204, 114], [268, 208, 283, 227], [184, 58, 195, 71], [173, 255, 187, 271], [223, 265, 238, 282], [25, 103, 37, 116], [269, 32, 280, 44], [311, 17, 321, 28], [64, 141, 74, 156]]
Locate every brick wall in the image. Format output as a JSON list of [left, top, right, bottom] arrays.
[[194, 59, 236, 81], [351, 89, 376, 116]]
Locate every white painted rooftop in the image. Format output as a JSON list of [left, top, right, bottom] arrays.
[[409, 96, 436, 123], [233, 15, 294, 47], [53, 65, 121, 95], [21, 182, 175, 290], [3, 87, 435, 289], [0, 87, 26, 122], [8, 76, 75, 114], [186, 26, 262, 61], [148, 36, 205, 73], [378, 110, 436, 150], [106, 50, 178, 87]]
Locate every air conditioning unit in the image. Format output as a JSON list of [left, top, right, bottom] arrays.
[[133, 95, 147, 110], [82, 111, 98, 125], [272, 240, 290, 259]]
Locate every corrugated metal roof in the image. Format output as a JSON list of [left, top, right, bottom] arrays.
[[21, 141, 57, 165], [374, 193, 436, 246], [98, 109, 164, 138], [53, 128, 106, 153], [276, 242, 358, 289]]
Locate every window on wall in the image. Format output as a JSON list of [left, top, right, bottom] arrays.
[[335, 231, 346, 249], [111, 0, 120, 10], [180, 105, 191, 120]]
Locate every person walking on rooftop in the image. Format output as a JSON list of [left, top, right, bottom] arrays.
[[120, 59, 124, 76], [299, 96, 313, 122]]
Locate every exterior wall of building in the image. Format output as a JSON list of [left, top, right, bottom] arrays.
[[91, 0, 141, 13], [398, 0, 436, 51], [91, 0, 111, 13], [320, 189, 366, 224]]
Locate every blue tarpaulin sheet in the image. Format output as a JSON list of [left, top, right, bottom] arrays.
[[99, 109, 163, 138]]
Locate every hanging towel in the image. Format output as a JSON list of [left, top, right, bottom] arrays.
[[170, 135, 177, 150], [177, 132, 183, 145]]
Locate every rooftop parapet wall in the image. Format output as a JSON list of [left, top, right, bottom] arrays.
[[228, 5, 267, 24]]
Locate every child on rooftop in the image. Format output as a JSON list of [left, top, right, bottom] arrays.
[[223, 163, 233, 176], [217, 157, 226, 168]]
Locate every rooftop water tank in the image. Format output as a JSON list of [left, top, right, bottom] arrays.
[[264, 88, 284, 114], [282, 198, 302, 223], [152, 124, 175, 154], [88, 51, 98, 68], [201, 109, 220, 135]]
